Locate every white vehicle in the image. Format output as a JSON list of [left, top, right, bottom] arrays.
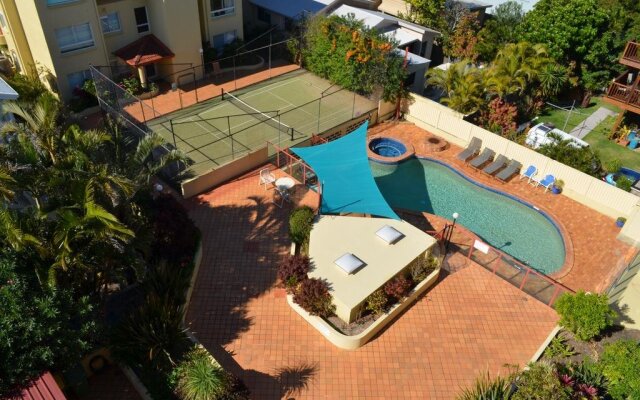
[[525, 123, 589, 149]]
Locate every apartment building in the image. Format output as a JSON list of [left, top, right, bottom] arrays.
[[0, 0, 244, 101]]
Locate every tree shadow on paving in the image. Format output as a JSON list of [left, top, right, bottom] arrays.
[[185, 193, 291, 347], [207, 344, 318, 400]]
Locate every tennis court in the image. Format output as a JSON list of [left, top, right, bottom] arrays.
[[147, 69, 377, 175]]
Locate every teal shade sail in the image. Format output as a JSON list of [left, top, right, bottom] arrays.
[[291, 121, 399, 219]]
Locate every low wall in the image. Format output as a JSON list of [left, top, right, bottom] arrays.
[[181, 147, 269, 198], [287, 267, 440, 350], [405, 94, 640, 220]]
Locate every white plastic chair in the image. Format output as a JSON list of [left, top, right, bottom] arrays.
[[259, 168, 276, 190]]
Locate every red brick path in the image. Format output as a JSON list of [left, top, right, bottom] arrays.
[[185, 166, 558, 399]]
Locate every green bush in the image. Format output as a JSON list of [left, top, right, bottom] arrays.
[[171, 347, 231, 400], [365, 289, 388, 316], [457, 371, 514, 400], [410, 254, 439, 282], [288, 206, 315, 245], [544, 335, 575, 359], [512, 362, 571, 400], [598, 340, 640, 400], [616, 176, 633, 192], [554, 291, 617, 341]]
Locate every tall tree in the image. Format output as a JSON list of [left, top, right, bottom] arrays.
[[476, 1, 524, 62], [401, 0, 446, 31]]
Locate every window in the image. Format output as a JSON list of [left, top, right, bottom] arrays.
[[55, 23, 94, 53], [47, 0, 79, 6], [212, 30, 236, 54], [144, 64, 156, 79], [100, 12, 121, 34], [0, 13, 7, 30], [257, 7, 270, 24], [210, 0, 234, 18], [134, 6, 149, 33], [67, 69, 91, 90]]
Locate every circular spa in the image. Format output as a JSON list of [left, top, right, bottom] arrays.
[[369, 137, 407, 158]]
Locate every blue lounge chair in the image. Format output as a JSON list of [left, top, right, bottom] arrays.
[[520, 165, 537, 183], [534, 174, 555, 193]]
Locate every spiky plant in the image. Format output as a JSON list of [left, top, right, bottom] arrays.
[[457, 371, 513, 400], [173, 347, 231, 400]]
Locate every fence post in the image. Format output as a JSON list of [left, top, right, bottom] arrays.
[[352, 90, 356, 118], [492, 255, 500, 274], [139, 100, 146, 123], [317, 98, 321, 133], [179, 88, 184, 110], [268, 32, 272, 79], [193, 68, 199, 104], [233, 55, 237, 91], [227, 116, 233, 159]]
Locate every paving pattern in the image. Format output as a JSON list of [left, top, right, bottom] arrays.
[[185, 167, 559, 399]]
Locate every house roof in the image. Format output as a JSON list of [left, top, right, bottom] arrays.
[[113, 34, 174, 67], [457, 0, 492, 10], [331, 5, 440, 35], [5, 372, 67, 400], [249, 0, 335, 19], [0, 76, 18, 100]]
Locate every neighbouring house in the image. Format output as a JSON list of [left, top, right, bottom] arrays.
[[0, 0, 244, 101], [0, 74, 17, 121], [378, 0, 491, 23], [3, 372, 67, 400], [605, 41, 640, 117], [244, 0, 439, 94]]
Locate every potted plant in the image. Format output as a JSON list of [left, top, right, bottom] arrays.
[[551, 179, 564, 195], [616, 217, 626, 228]]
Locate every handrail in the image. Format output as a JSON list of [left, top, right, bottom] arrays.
[[607, 82, 640, 107], [622, 41, 640, 62]]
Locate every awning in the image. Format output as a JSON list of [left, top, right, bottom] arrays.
[[291, 121, 400, 220], [113, 34, 174, 67]]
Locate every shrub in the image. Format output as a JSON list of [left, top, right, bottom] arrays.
[[277, 255, 310, 292], [384, 276, 412, 300], [554, 291, 617, 341], [171, 347, 231, 400], [292, 278, 335, 318], [598, 340, 640, 400], [544, 335, 575, 359], [144, 260, 193, 308], [365, 289, 388, 316], [566, 360, 608, 396], [289, 206, 315, 245], [410, 254, 439, 282], [457, 371, 513, 400], [616, 176, 633, 192], [512, 362, 571, 400], [604, 159, 621, 173]]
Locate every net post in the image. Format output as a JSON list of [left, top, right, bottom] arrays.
[[178, 86, 184, 109], [227, 116, 234, 158], [169, 119, 177, 148]]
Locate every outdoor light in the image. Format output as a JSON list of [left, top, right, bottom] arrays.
[[452, 212, 459, 220], [445, 212, 459, 254], [154, 183, 164, 192]]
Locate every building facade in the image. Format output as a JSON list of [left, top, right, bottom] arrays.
[[0, 0, 244, 101]]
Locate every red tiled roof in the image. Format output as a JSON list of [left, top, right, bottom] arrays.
[[113, 34, 174, 67], [6, 372, 67, 400]]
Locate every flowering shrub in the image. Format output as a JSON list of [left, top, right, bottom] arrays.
[[384, 276, 412, 300], [293, 278, 335, 318], [277, 255, 310, 292]]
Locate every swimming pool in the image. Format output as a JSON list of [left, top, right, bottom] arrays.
[[371, 158, 566, 273], [369, 137, 407, 158]]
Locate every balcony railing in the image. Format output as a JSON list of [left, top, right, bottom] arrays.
[[622, 42, 640, 64], [606, 82, 640, 109]]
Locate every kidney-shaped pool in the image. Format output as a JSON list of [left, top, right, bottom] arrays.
[[371, 158, 566, 273]]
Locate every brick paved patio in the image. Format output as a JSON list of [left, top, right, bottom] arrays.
[[185, 167, 559, 399]]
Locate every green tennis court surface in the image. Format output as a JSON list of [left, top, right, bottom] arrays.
[[148, 69, 377, 176]]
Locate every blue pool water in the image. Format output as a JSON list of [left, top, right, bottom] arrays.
[[371, 158, 566, 273], [369, 137, 407, 158]]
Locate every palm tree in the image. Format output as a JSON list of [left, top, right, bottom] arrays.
[[0, 167, 15, 202], [427, 61, 487, 115], [486, 42, 551, 99], [538, 63, 569, 98]]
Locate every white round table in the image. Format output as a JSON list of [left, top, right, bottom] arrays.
[[275, 177, 295, 191]]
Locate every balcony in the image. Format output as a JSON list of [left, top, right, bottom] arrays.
[[620, 42, 640, 69], [605, 80, 640, 114]]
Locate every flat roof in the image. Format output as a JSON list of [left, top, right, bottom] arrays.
[[249, 0, 334, 19], [308, 216, 436, 316]]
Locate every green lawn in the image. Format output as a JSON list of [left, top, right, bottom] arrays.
[[584, 114, 640, 171], [537, 97, 621, 133]]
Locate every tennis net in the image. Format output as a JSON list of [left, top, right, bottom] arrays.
[[223, 90, 293, 136]]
